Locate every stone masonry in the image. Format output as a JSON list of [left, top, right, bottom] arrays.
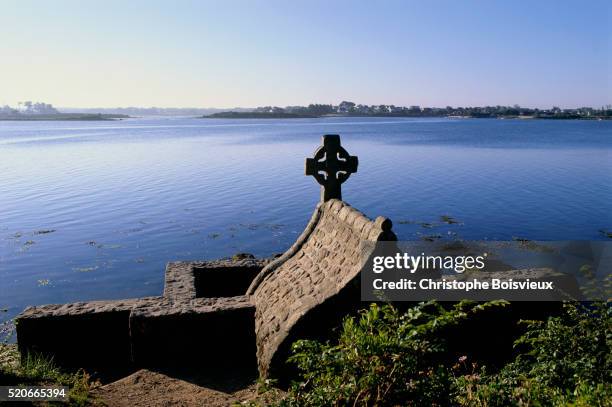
[[248, 200, 395, 376], [16, 200, 395, 377], [16, 257, 269, 371]]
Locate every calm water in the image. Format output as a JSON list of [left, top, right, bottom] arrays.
[[1, 117, 611, 334]]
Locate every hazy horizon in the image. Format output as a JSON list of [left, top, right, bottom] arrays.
[[49, 103, 612, 113], [1, 0, 610, 109], [55, 101, 611, 110]]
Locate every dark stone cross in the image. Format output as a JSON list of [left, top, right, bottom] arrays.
[[305, 134, 358, 202]]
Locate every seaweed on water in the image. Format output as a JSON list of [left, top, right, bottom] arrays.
[[34, 229, 56, 235], [239, 223, 285, 231], [85, 241, 121, 249], [122, 227, 143, 234], [72, 266, 99, 273], [420, 234, 442, 242], [511, 237, 556, 253], [440, 215, 462, 225], [398, 215, 464, 228], [599, 229, 612, 239]]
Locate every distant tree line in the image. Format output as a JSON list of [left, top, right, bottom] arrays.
[[252, 101, 612, 119], [0, 101, 59, 116]]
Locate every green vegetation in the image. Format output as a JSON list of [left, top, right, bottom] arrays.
[[455, 301, 610, 406], [0, 345, 98, 406], [280, 301, 611, 406], [440, 215, 461, 225]]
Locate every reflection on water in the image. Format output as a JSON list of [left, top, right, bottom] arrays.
[[1, 117, 611, 333]]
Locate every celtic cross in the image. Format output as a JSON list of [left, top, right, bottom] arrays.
[[305, 134, 358, 202]]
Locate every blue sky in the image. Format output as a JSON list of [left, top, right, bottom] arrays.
[[1, 0, 610, 108]]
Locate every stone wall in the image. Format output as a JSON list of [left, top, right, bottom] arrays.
[[249, 199, 396, 377], [17, 260, 267, 370], [129, 296, 257, 373], [17, 298, 158, 367]]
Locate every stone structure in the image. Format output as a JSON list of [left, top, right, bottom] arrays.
[[305, 134, 358, 201], [15, 134, 573, 380], [16, 258, 269, 371], [16, 135, 396, 378], [248, 200, 395, 376]]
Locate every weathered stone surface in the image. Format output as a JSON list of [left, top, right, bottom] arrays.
[[130, 296, 257, 371], [16, 260, 266, 368], [163, 262, 196, 299], [164, 259, 268, 299], [17, 297, 160, 367], [248, 199, 396, 377], [17, 298, 158, 319]]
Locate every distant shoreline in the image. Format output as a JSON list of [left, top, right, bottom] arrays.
[[0, 113, 130, 121], [1, 112, 609, 121], [202, 112, 611, 120], [204, 111, 317, 119]]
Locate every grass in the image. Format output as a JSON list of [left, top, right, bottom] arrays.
[[0, 344, 99, 406]]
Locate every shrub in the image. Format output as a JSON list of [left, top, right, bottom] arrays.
[[282, 301, 610, 407], [282, 300, 509, 406], [454, 301, 611, 406]]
